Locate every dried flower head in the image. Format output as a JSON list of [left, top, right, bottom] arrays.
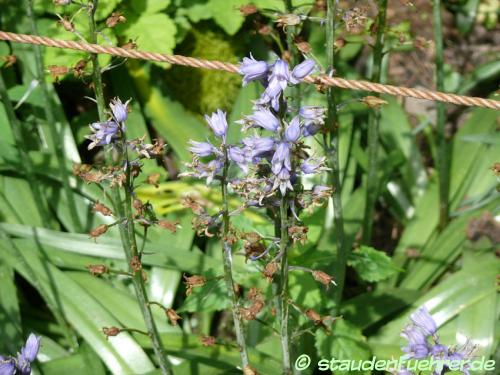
[[56, 16, 75, 32], [92, 201, 113, 216], [73, 59, 87, 78], [288, 225, 308, 245], [243, 365, 259, 375], [263, 261, 279, 282], [276, 14, 302, 28], [89, 224, 108, 239], [157, 220, 179, 234], [102, 326, 121, 337], [166, 308, 182, 326], [183, 274, 207, 296], [305, 308, 322, 325], [47, 65, 70, 80], [200, 335, 216, 347], [343, 7, 368, 34], [294, 37, 311, 54], [106, 12, 126, 28], [53, 0, 71, 5], [312, 270, 337, 289], [362, 96, 388, 108], [2, 54, 17, 68]]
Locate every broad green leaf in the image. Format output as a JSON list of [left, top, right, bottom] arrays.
[[177, 278, 230, 313], [315, 320, 371, 375], [131, 0, 172, 14], [348, 246, 401, 283], [0, 176, 45, 226], [128, 62, 208, 161]]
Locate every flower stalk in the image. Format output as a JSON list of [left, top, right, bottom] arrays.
[[433, 0, 449, 229], [362, 0, 388, 244], [220, 146, 250, 369], [326, 0, 346, 309]]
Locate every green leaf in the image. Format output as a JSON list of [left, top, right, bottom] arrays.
[[348, 246, 401, 283], [131, 0, 172, 14], [119, 13, 176, 56], [315, 320, 371, 375], [177, 277, 230, 313], [128, 62, 208, 161], [0, 240, 155, 374], [0, 260, 22, 353]]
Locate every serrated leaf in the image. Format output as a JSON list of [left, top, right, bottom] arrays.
[[348, 246, 401, 283], [120, 13, 176, 57]]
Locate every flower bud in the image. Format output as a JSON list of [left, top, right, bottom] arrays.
[[290, 59, 316, 83], [102, 327, 121, 337], [110, 97, 131, 123], [284, 116, 301, 142], [205, 109, 228, 138]]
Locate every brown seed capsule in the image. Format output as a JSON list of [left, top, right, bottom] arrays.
[[57, 16, 75, 32], [263, 262, 279, 282], [362, 96, 388, 108], [312, 270, 336, 288], [92, 201, 113, 216], [133, 199, 144, 215], [276, 14, 302, 28], [200, 335, 216, 347], [145, 173, 161, 187], [47, 65, 70, 80], [89, 224, 108, 239], [166, 308, 182, 326], [102, 326, 121, 337], [240, 4, 258, 16], [158, 220, 179, 233], [334, 38, 346, 50], [288, 225, 308, 245], [305, 308, 322, 325], [106, 12, 126, 28], [130, 256, 142, 273], [86, 264, 109, 276], [294, 37, 311, 54]]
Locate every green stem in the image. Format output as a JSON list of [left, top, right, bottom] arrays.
[[220, 147, 250, 370], [26, 0, 82, 232], [326, 0, 346, 310], [362, 0, 387, 244], [87, 2, 170, 373], [433, 0, 449, 229], [278, 198, 291, 374]]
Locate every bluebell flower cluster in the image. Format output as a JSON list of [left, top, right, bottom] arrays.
[[0, 334, 41, 375], [399, 307, 476, 375], [184, 55, 329, 200]]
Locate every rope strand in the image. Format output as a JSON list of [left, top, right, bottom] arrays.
[[1, 30, 499, 110]]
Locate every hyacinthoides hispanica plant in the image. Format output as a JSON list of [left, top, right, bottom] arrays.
[[182, 54, 338, 373], [78, 96, 174, 374]]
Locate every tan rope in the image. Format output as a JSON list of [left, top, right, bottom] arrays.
[[1, 31, 499, 110]]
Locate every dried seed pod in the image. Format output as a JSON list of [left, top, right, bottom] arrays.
[[2, 55, 17, 68], [305, 308, 322, 325], [73, 59, 87, 78], [361, 96, 388, 108], [121, 39, 138, 50], [276, 14, 302, 28], [183, 274, 207, 296], [86, 264, 109, 276], [491, 162, 500, 176], [200, 335, 216, 347], [243, 365, 259, 375], [92, 201, 113, 216], [288, 225, 308, 245], [130, 256, 142, 273], [166, 308, 182, 326], [312, 270, 336, 288], [53, 0, 71, 5], [89, 224, 108, 239], [294, 37, 311, 54], [106, 12, 126, 28], [102, 326, 121, 337], [263, 262, 279, 282], [57, 16, 75, 32], [157, 220, 179, 233], [47, 65, 70, 80]]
